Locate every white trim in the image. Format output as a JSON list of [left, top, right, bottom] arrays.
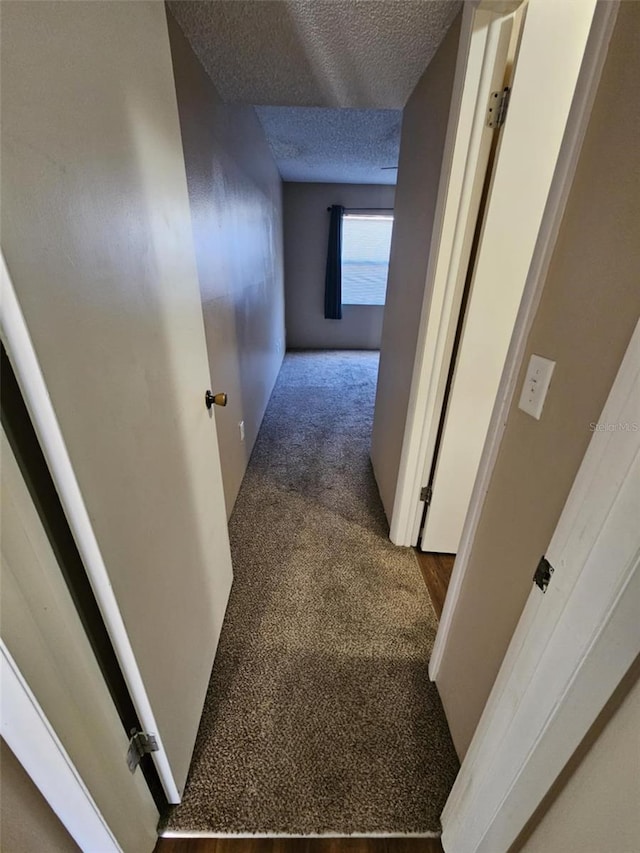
[[445, 554, 640, 852], [161, 832, 441, 840], [389, 2, 514, 546], [429, 0, 620, 681], [0, 640, 122, 852], [441, 318, 640, 853], [0, 253, 181, 804]]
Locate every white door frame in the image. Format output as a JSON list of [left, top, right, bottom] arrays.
[[391, 0, 617, 553], [0, 640, 122, 852], [429, 0, 620, 679], [441, 318, 640, 853], [389, 0, 521, 547], [0, 253, 180, 804]]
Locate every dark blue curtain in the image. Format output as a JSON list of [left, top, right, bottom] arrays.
[[324, 205, 344, 319]]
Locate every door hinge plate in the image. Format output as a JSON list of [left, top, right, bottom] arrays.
[[487, 87, 511, 128], [126, 730, 159, 773], [420, 485, 433, 505], [533, 555, 554, 593]]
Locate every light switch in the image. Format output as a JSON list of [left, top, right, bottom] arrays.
[[518, 354, 556, 420]]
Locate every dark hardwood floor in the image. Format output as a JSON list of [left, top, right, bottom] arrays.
[[155, 838, 444, 853], [414, 551, 455, 621]]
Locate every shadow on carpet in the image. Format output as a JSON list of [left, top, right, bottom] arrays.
[[164, 351, 459, 834]]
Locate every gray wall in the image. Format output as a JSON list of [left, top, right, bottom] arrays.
[[371, 13, 462, 520], [436, 0, 640, 757], [168, 11, 285, 517], [283, 182, 395, 350]]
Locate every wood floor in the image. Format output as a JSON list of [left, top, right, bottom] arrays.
[[155, 838, 444, 853], [414, 551, 455, 621]]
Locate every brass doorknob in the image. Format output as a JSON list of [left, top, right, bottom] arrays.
[[205, 390, 227, 409]]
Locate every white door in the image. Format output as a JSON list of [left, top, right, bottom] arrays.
[[441, 319, 640, 852], [421, 0, 598, 553], [0, 2, 233, 799]]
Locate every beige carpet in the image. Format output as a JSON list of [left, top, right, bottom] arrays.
[[165, 351, 459, 834]]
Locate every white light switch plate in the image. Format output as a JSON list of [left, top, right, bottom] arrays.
[[518, 354, 556, 420]]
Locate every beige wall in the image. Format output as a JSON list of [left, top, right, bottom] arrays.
[[514, 672, 640, 853], [371, 12, 462, 519], [283, 182, 395, 350], [0, 741, 79, 853], [167, 10, 285, 517], [437, 0, 640, 757]]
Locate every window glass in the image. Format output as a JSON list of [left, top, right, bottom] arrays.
[[341, 214, 393, 306]]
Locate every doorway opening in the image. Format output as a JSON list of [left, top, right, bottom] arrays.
[[414, 83, 507, 618], [382, 0, 599, 633]]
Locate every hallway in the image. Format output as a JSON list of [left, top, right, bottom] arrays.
[[165, 351, 458, 835]]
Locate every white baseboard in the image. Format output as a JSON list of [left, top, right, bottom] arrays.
[[160, 831, 441, 839]]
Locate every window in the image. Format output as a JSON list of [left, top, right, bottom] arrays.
[[341, 214, 394, 306]]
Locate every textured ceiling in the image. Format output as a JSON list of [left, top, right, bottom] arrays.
[[255, 107, 400, 184], [169, 0, 461, 108], [169, 0, 462, 183]]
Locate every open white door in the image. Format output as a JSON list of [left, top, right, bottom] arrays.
[[441, 319, 640, 852], [420, 0, 597, 553], [1, 2, 233, 801]]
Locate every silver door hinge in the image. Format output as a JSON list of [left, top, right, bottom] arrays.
[[126, 729, 159, 773], [420, 485, 433, 505], [487, 87, 511, 128]]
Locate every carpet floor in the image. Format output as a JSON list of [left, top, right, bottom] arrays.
[[165, 351, 459, 834]]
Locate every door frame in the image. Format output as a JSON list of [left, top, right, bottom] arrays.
[[1, 640, 122, 852], [389, 0, 523, 548], [0, 252, 180, 804], [441, 317, 640, 852], [391, 0, 617, 554], [1, 339, 168, 814], [417, 0, 604, 558], [423, 0, 620, 679]]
